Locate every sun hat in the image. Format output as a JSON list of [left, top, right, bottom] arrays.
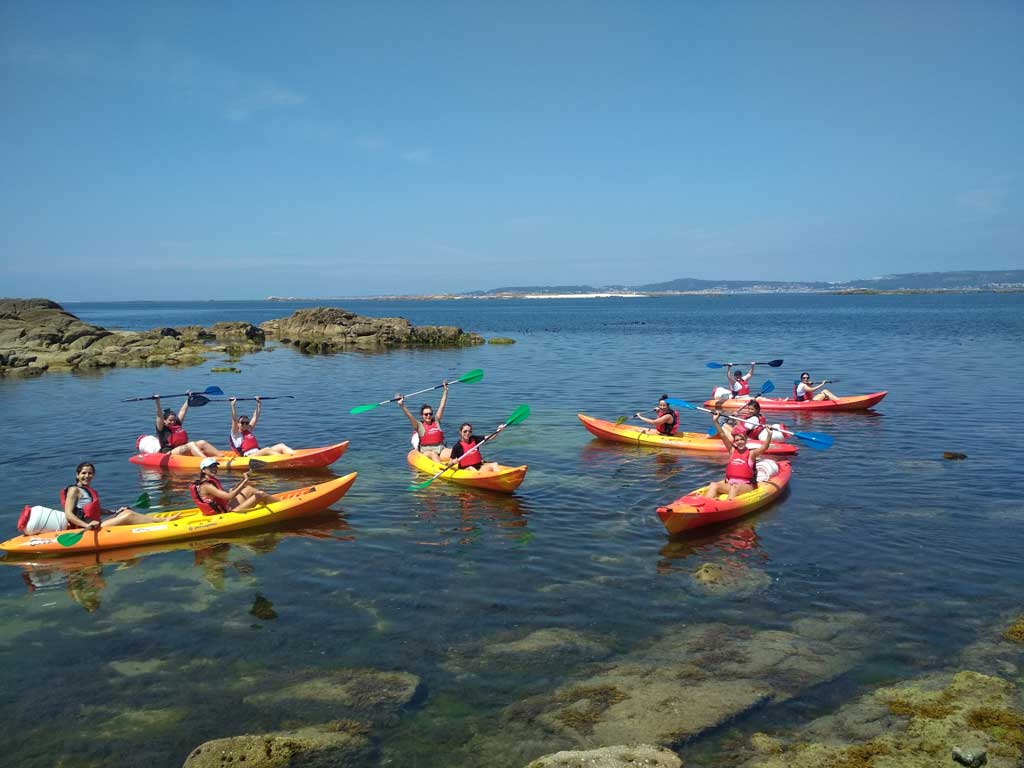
[[199, 458, 219, 470]]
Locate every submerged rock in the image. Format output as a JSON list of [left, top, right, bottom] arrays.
[[182, 720, 373, 767], [525, 744, 682, 767], [260, 306, 484, 352], [690, 562, 772, 596]]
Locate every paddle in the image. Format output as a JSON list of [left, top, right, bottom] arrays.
[[615, 408, 656, 426], [187, 395, 294, 406], [55, 493, 152, 547], [407, 404, 530, 491], [706, 359, 784, 369], [670, 397, 834, 450], [121, 386, 224, 403], [350, 369, 484, 415]]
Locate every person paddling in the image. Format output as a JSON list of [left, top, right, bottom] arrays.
[[229, 396, 295, 457], [445, 422, 505, 473], [703, 412, 774, 501], [794, 372, 837, 402], [397, 381, 451, 461], [725, 362, 757, 399], [63, 462, 177, 530], [634, 396, 679, 436], [154, 394, 219, 457], [190, 458, 273, 515]]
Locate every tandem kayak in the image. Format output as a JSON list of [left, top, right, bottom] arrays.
[[406, 450, 527, 493], [656, 462, 792, 535], [0, 473, 357, 556], [129, 441, 349, 471], [702, 392, 887, 412], [577, 413, 798, 455]]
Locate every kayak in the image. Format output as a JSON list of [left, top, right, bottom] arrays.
[[577, 413, 798, 455], [702, 392, 887, 412], [0, 473, 357, 556], [406, 450, 527, 493], [129, 441, 349, 471], [656, 462, 792, 535]]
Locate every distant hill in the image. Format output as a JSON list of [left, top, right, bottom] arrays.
[[634, 277, 830, 291], [841, 270, 1024, 290]]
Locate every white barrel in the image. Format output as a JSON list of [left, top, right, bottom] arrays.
[[712, 387, 732, 400], [136, 434, 161, 454], [21, 506, 69, 535], [755, 459, 780, 482]]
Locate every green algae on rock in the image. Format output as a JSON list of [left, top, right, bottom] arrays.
[[183, 720, 373, 768], [1002, 616, 1024, 644], [488, 337, 516, 344], [526, 744, 682, 767]]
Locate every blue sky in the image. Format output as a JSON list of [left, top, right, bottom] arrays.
[[2, 1, 1022, 299]]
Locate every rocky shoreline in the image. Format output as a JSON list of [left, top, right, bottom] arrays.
[[0, 299, 485, 378]]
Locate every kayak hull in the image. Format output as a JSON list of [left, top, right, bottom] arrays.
[[577, 413, 798, 455], [656, 462, 792, 535], [0, 473, 357, 556], [702, 392, 887, 412], [406, 450, 527, 493], [129, 441, 349, 471]]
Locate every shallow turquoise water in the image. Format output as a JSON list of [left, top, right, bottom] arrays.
[[1, 294, 1022, 766]]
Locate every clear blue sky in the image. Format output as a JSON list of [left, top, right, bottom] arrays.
[[2, 1, 1022, 299]]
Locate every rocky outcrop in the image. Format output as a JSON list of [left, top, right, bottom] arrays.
[[525, 744, 682, 767], [260, 307, 484, 352], [183, 721, 373, 767]]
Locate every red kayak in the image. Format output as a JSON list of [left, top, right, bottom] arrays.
[[129, 442, 348, 471], [656, 462, 792, 534], [703, 392, 887, 412]]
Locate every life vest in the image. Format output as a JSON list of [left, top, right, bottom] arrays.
[[60, 485, 102, 522], [160, 423, 189, 450], [738, 414, 766, 439], [190, 476, 227, 516], [656, 409, 680, 436], [230, 428, 260, 455], [793, 382, 811, 401], [420, 421, 445, 447], [456, 438, 482, 469], [725, 448, 756, 485], [732, 378, 750, 397]]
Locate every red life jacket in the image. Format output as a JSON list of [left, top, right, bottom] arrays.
[[732, 378, 750, 397], [456, 438, 482, 469], [737, 414, 766, 439], [656, 409, 680, 436], [230, 428, 260, 455], [725, 448, 756, 485], [190, 476, 227, 516], [420, 421, 445, 447], [60, 485, 102, 522], [161, 423, 189, 449], [793, 382, 810, 401]]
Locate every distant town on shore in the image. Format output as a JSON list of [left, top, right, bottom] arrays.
[[268, 269, 1024, 301]]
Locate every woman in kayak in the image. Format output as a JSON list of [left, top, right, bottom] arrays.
[[447, 422, 504, 473], [154, 394, 219, 457], [229, 397, 295, 457], [726, 362, 756, 399], [703, 412, 774, 501], [634, 396, 679, 435], [794, 372, 837, 402], [190, 458, 273, 515], [64, 462, 178, 530], [397, 381, 451, 461]]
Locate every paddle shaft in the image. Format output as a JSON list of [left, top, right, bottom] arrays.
[[121, 386, 223, 403]]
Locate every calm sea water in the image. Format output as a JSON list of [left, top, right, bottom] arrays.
[[1, 294, 1022, 766]]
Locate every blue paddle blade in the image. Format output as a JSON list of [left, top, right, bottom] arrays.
[[705, 362, 725, 369], [666, 398, 696, 410], [795, 431, 834, 450], [707, 425, 718, 436], [759, 380, 775, 395], [205, 386, 224, 396]]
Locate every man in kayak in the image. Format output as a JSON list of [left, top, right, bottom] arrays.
[[154, 394, 219, 457], [794, 372, 837, 402], [634, 396, 679, 435], [191, 458, 273, 514], [397, 381, 451, 461], [446, 422, 505, 473], [63, 462, 178, 530], [229, 396, 295, 457], [704, 412, 774, 500]]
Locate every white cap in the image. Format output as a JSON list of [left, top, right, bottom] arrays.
[[199, 458, 219, 470]]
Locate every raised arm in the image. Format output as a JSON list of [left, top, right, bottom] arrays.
[[750, 423, 773, 459], [711, 412, 733, 450], [745, 362, 756, 381], [230, 397, 240, 430], [248, 397, 262, 428], [396, 395, 420, 432], [436, 381, 450, 422], [724, 363, 733, 385], [154, 396, 165, 431], [177, 394, 190, 424]]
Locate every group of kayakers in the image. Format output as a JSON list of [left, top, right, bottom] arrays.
[[152, 394, 295, 459]]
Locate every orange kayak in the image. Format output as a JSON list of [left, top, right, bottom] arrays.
[[656, 462, 792, 535], [703, 392, 887, 412], [0, 473, 357, 556], [577, 413, 798, 455], [129, 441, 348, 471], [406, 450, 527, 493]]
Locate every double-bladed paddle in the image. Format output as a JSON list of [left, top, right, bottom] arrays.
[[55, 493, 153, 547], [407, 404, 530, 491], [121, 386, 224, 403], [350, 369, 484, 415], [669, 396, 834, 450], [706, 359, 784, 369], [187, 394, 294, 407]]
